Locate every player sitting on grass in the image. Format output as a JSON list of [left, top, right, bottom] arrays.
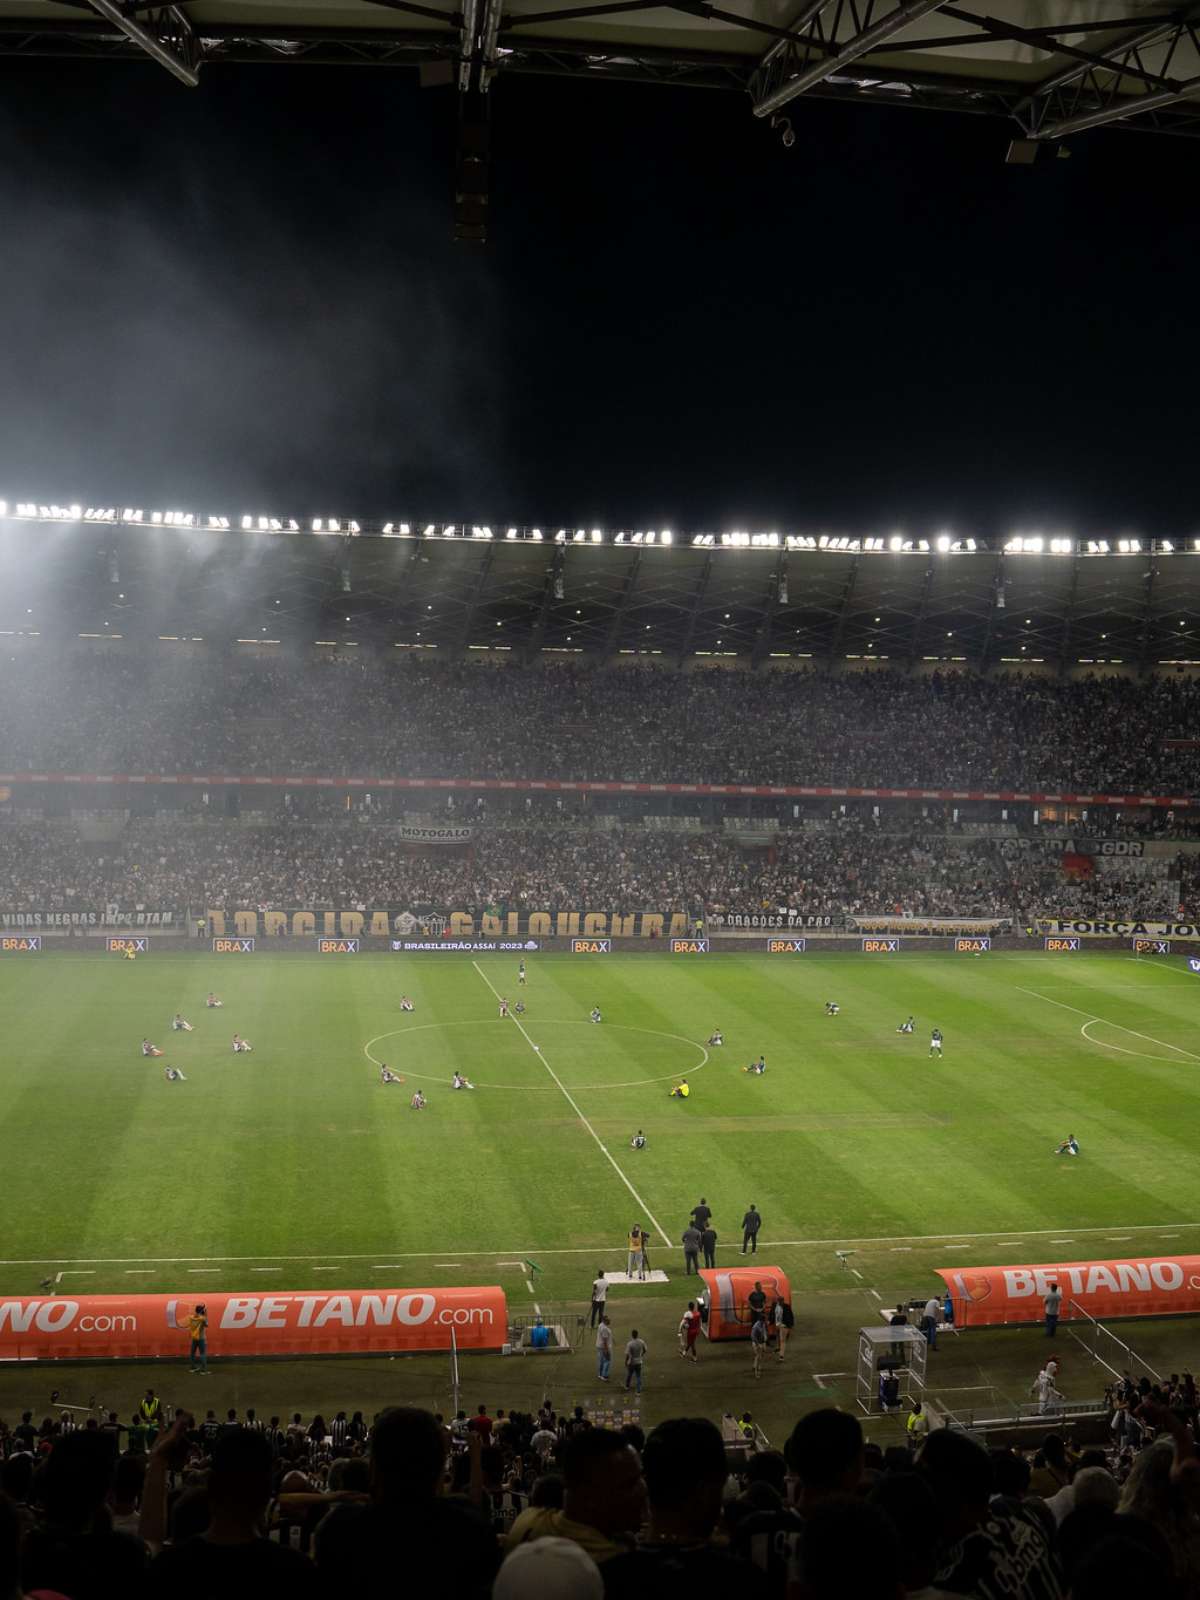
[[164, 1066, 187, 1082], [825, 1001, 840, 1015], [897, 1016, 915, 1034], [1054, 1134, 1080, 1157], [410, 1089, 426, 1109], [231, 1034, 253, 1053], [669, 1079, 690, 1099], [742, 1058, 766, 1075], [141, 1039, 164, 1057], [514, 1000, 526, 1015], [206, 993, 223, 1008], [380, 1064, 401, 1085], [452, 1071, 475, 1090], [171, 1014, 194, 1032], [400, 995, 415, 1012], [124, 947, 137, 961], [590, 1006, 603, 1023], [631, 1130, 646, 1149], [707, 1029, 724, 1046]]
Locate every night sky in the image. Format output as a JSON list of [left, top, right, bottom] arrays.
[[0, 59, 1195, 534]]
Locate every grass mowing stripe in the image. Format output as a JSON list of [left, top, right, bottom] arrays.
[[470, 960, 671, 1247]]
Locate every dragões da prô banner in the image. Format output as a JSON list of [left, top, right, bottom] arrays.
[[0, 1285, 507, 1361], [938, 1255, 1200, 1326]]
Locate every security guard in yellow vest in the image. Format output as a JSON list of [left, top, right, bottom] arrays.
[[138, 1388, 162, 1440]]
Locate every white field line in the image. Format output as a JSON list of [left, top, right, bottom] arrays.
[[6, 1220, 1199, 1273], [1016, 985, 1200, 1064], [471, 959, 671, 1247]]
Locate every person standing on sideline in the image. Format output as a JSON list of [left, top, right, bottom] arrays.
[[681, 1223, 701, 1276], [774, 1296, 793, 1362], [750, 1316, 768, 1377], [690, 1198, 712, 1231], [906, 1400, 929, 1447], [741, 1203, 761, 1254], [187, 1303, 209, 1373], [701, 1222, 717, 1269], [625, 1329, 647, 1393], [681, 1302, 701, 1362], [1044, 1281, 1062, 1337], [590, 1271, 608, 1328], [596, 1314, 614, 1382], [626, 1225, 643, 1279], [638, 1229, 652, 1280], [920, 1293, 940, 1351]]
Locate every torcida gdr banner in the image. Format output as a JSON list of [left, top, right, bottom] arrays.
[[1038, 918, 1200, 940], [204, 907, 702, 939]]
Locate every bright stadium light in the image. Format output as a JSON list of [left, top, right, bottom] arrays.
[[936, 534, 951, 552]]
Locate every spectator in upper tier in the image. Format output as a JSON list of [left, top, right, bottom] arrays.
[[504, 1427, 647, 1566], [313, 1407, 499, 1596], [604, 1418, 768, 1597]]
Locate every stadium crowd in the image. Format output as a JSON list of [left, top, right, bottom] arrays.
[[0, 819, 1195, 922], [1, 1383, 1199, 1597], [3, 655, 1200, 792]]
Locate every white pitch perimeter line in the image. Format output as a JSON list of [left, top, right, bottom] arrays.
[[1016, 985, 1200, 1064], [850, 1267, 864, 1279], [9, 1221, 1199, 1272], [525, 1278, 535, 1294], [472, 959, 671, 1247]]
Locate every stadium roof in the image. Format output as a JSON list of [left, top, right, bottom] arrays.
[[5, 1, 1200, 144], [7, 506, 1200, 667]]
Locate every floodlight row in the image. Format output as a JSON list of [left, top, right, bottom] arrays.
[[0, 500, 1193, 557]]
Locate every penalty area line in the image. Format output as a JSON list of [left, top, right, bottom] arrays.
[[471, 959, 671, 1247], [1016, 986, 1200, 1064]]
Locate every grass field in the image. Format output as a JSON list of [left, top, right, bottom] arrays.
[[3, 945, 1199, 1435]]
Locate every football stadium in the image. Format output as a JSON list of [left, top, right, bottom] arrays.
[[5, 1, 1200, 1592]]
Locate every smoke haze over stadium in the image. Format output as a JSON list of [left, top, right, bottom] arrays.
[[1, 61, 1198, 533]]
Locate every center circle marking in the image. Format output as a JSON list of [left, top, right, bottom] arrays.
[[363, 1019, 710, 1090]]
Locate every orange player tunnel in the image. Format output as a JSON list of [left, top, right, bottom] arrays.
[[697, 1266, 791, 1340]]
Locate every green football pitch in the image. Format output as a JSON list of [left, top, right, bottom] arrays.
[[2, 946, 1198, 1433]]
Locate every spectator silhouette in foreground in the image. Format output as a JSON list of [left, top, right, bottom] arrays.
[[799, 1497, 903, 1599], [603, 1417, 767, 1597], [917, 1427, 1063, 1598], [313, 1407, 498, 1596], [146, 1425, 318, 1597], [20, 1430, 148, 1600], [505, 1427, 646, 1566]]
